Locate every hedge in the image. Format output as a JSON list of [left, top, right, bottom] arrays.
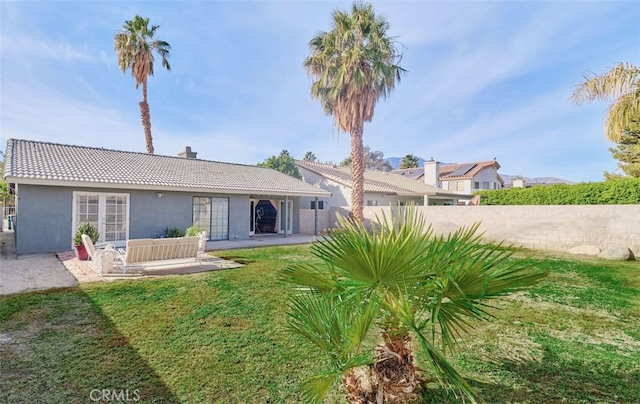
[[476, 178, 640, 205]]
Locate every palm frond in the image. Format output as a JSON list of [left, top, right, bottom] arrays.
[[114, 15, 171, 87], [303, 2, 405, 134], [301, 373, 340, 404], [280, 262, 336, 293], [413, 328, 479, 403], [570, 62, 640, 142], [309, 208, 437, 292], [571, 62, 640, 104], [287, 292, 377, 403], [430, 240, 546, 350], [605, 91, 640, 142]]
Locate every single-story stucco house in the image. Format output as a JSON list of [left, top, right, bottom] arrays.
[[3, 139, 330, 254], [295, 160, 470, 210]]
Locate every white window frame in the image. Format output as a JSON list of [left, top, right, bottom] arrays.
[[72, 191, 130, 247]]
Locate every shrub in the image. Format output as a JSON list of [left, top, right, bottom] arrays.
[[477, 178, 640, 205], [164, 227, 185, 238], [73, 223, 100, 246], [185, 224, 206, 237]]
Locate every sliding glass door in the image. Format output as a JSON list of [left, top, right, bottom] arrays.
[[193, 197, 229, 241]]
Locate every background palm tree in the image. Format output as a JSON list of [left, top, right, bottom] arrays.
[[303, 151, 318, 162], [304, 2, 405, 222], [571, 62, 639, 143], [399, 153, 419, 169], [114, 15, 171, 154], [284, 208, 547, 403]]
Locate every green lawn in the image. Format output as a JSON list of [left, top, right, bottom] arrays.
[[1, 245, 638, 403]]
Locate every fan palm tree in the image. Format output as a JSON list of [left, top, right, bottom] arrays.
[[283, 208, 547, 403], [304, 151, 318, 162], [571, 62, 640, 143], [399, 154, 419, 169], [304, 2, 405, 222], [114, 15, 171, 154]]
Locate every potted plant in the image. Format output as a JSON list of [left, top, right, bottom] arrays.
[[73, 223, 100, 261], [185, 224, 206, 237]]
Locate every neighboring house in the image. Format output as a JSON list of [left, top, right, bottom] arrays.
[[500, 174, 575, 188], [3, 139, 330, 254], [295, 160, 468, 209], [394, 159, 504, 194]]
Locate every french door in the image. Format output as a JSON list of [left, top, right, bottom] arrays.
[[73, 192, 129, 245]]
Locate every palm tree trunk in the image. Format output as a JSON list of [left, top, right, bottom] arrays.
[[343, 330, 420, 403], [350, 125, 365, 222], [140, 81, 155, 154], [372, 330, 421, 403]]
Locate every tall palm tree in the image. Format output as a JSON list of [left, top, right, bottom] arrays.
[[283, 208, 547, 403], [571, 62, 640, 143], [304, 2, 405, 222], [399, 154, 419, 169], [114, 15, 171, 154]]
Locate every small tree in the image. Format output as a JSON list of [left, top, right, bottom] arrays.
[[283, 207, 547, 403], [604, 124, 640, 179], [258, 150, 302, 179], [340, 146, 392, 171], [73, 223, 100, 246], [0, 151, 14, 207]]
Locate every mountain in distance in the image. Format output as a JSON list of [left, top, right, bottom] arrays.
[[385, 157, 426, 170], [500, 174, 575, 186], [384, 159, 574, 186]]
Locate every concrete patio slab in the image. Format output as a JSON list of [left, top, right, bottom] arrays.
[[1, 231, 317, 296]]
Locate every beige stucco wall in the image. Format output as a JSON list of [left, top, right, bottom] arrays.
[[299, 209, 331, 235], [326, 205, 640, 255]]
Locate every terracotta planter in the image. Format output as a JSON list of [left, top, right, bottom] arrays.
[[73, 244, 89, 261]]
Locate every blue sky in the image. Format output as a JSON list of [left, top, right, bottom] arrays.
[[1, 1, 638, 182]]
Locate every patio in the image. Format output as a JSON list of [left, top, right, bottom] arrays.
[[0, 231, 318, 294]]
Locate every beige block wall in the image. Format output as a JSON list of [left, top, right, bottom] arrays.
[[299, 209, 330, 235], [328, 205, 640, 254]]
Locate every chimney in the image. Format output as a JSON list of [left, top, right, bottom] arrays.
[[178, 146, 197, 159], [512, 178, 525, 188], [424, 159, 441, 188]]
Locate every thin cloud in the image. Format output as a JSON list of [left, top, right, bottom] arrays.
[[1, 1, 637, 183]]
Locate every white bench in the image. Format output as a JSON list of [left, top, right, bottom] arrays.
[[82, 233, 207, 275]]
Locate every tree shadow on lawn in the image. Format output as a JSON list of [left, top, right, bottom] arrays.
[[0, 287, 179, 403], [421, 346, 639, 403]]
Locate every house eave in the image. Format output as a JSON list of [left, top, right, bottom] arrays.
[[5, 177, 332, 198]]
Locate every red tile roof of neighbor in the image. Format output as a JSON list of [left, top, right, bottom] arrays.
[[393, 160, 503, 184], [439, 160, 501, 179]]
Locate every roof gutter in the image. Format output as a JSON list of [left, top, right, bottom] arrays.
[[4, 176, 331, 198]]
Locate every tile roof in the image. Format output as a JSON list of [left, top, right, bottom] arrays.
[[296, 160, 465, 197], [391, 168, 424, 180], [3, 139, 330, 197]]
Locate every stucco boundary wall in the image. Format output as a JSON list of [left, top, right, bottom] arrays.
[[326, 205, 640, 255], [299, 209, 331, 235]]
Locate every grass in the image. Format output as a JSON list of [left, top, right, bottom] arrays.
[[1, 245, 638, 403]]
